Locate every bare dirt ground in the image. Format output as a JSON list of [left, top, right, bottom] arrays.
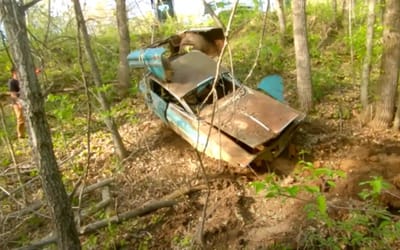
[[81, 84, 400, 249]]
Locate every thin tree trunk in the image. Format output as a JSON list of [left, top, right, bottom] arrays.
[[348, 0, 355, 86], [116, 0, 131, 98], [292, 0, 313, 112], [0, 1, 81, 249], [72, 0, 128, 159], [360, 0, 376, 116], [332, 0, 337, 23], [372, 0, 400, 129], [394, 95, 400, 130], [276, 0, 287, 46]]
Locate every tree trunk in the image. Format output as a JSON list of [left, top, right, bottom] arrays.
[[332, 0, 343, 27], [0, 1, 81, 249], [372, 0, 400, 129], [115, 0, 131, 98], [360, 0, 376, 115], [394, 95, 400, 130], [292, 0, 313, 112], [276, 0, 287, 47], [72, 0, 128, 159], [332, 0, 337, 21]]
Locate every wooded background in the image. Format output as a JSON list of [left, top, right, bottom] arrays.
[[0, 0, 399, 249]]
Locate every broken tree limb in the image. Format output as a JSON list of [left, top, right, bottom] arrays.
[[17, 200, 177, 250], [4, 178, 115, 219], [0, 176, 40, 202], [76, 177, 114, 195], [16, 234, 56, 250], [79, 199, 177, 234], [162, 185, 205, 201], [78, 198, 111, 219], [79, 186, 111, 219], [5, 200, 44, 219], [16, 185, 204, 249]]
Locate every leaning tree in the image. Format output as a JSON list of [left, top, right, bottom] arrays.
[[0, 0, 81, 249]]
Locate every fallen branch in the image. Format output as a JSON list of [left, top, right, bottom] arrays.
[[4, 200, 44, 219], [17, 200, 176, 250], [81, 185, 206, 234], [18, 185, 204, 249], [77, 177, 114, 195], [79, 186, 111, 219], [0, 176, 40, 202], [80, 199, 176, 234], [17, 233, 56, 250]]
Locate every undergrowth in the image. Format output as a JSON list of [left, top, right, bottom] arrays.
[[252, 161, 400, 249]]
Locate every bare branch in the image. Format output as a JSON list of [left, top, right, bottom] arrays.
[[21, 0, 42, 12]]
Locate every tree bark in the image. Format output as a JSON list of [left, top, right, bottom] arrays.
[[276, 0, 287, 47], [394, 95, 400, 130], [0, 1, 81, 249], [332, 0, 337, 21], [72, 0, 128, 159], [360, 0, 376, 114], [292, 0, 313, 112], [372, 0, 400, 129], [115, 0, 131, 98]]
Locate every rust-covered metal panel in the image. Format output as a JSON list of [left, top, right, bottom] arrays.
[[200, 87, 303, 149], [162, 51, 228, 98], [166, 103, 257, 166]]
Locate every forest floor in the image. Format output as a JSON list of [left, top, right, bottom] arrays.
[[78, 82, 400, 249], [3, 82, 400, 249]]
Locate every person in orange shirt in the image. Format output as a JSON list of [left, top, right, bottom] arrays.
[[8, 68, 25, 139]]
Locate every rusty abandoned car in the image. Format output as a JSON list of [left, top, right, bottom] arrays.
[[128, 27, 305, 167]]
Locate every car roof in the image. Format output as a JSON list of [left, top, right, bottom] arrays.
[[181, 27, 223, 33], [161, 50, 229, 98]]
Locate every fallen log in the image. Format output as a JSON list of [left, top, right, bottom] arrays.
[[80, 199, 177, 234], [17, 185, 204, 250], [77, 177, 114, 195], [17, 199, 176, 250], [79, 186, 111, 219]]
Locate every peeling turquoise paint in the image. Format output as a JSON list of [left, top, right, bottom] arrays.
[[166, 108, 208, 149]]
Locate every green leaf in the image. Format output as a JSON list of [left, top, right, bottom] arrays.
[[316, 195, 328, 217], [251, 181, 265, 194], [286, 186, 300, 197], [265, 191, 278, 198], [326, 180, 336, 187], [304, 185, 320, 194], [358, 189, 370, 200], [395, 221, 400, 231], [314, 168, 331, 177]]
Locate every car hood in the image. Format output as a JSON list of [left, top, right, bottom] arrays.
[[199, 87, 304, 149]]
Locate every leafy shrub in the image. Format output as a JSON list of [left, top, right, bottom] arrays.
[[251, 161, 400, 249]]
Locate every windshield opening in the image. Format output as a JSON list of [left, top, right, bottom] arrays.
[[183, 73, 238, 113]]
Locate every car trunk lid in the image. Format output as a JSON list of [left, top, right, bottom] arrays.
[[200, 88, 303, 149]]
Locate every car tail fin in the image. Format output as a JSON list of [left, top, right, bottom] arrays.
[[257, 74, 285, 103], [127, 47, 172, 82]]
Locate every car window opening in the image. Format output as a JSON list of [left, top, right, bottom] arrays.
[[184, 75, 237, 113], [150, 79, 182, 107]]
